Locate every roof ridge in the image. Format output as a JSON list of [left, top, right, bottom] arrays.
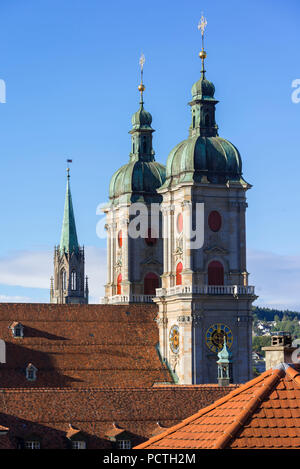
[[213, 368, 283, 449], [134, 368, 276, 449], [285, 364, 300, 387]]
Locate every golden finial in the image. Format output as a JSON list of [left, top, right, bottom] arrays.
[[198, 14, 207, 73], [138, 53, 145, 102]]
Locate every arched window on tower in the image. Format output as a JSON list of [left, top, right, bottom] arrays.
[[145, 228, 157, 246], [192, 115, 195, 128], [176, 262, 183, 286], [61, 269, 67, 290], [205, 113, 210, 127], [117, 273, 122, 295], [144, 272, 159, 295], [71, 271, 76, 291], [208, 261, 224, 285], [142, 136, 147, 153]]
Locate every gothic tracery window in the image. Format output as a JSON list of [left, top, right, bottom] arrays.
[[61, 269, 67, 290], [71, 271, 77, 291]]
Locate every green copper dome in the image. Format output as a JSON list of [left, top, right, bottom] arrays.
[[131, 103, 152, 130], [191, 75, 215, 100], [162, 135, 242, 187], [109, 98, 166, 204], [109, 159, 166, 204]]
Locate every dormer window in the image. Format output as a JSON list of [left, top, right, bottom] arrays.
[[10, 322, 24, 338], [66, 424, 86, 448], [26, 364, 37, 381], [24, 440, 40, 449]]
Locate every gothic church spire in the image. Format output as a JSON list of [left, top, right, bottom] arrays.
[[60, 168, 79, 254]]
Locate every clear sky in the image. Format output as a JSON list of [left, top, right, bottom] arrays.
[[0, 0, 299, 308]]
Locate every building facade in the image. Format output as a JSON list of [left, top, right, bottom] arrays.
[[102, 44, 257, 384]]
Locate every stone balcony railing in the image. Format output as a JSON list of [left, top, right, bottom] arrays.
[[100, 294, 155, 304], [155, 285, 255, 297], [100, 285, 255, 304]]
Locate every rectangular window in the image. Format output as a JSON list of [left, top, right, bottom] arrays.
[[118, 440, 131, 449], [72, 440, 86, 449], [25, 441, 40, 449]]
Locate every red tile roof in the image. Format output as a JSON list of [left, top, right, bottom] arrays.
[[0, 385, 235, 449], [0, 303, 173, 388], [134, 364, 300, 449], [105, 423, 126, 439]]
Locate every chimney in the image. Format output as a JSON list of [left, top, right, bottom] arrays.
[[262, 332, 296, 370]]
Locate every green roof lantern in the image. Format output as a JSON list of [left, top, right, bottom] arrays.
[[217, 336, 232, 386], [59, 168, 79, 254], [160, 16, 247, 189], [109, 54, 166, 205], [217, 337, 232, 364]]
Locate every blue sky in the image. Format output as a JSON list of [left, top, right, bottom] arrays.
[[0, 0, 299, 307]]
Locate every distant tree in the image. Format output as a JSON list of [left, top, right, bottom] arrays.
[[252, 336, 271, 356]]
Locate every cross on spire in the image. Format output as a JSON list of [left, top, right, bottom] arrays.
[[138, 53, 146, 104], [198, 14, 208, 77]]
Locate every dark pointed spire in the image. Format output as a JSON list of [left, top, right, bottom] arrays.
[[60, 168, 79, 254]]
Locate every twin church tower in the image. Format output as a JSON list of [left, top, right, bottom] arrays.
[[50, 19, 257, 384]]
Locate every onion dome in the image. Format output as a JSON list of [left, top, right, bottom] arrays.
[[131, 103, 153, 130], [109, 159, 166, 204], [191, 74, 215, 100], [163, 135, 242, 186]]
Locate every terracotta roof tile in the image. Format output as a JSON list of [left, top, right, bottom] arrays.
[[0, 303, 174, 388], [0, 385, 234, 449], [134, 364, 300, 449]]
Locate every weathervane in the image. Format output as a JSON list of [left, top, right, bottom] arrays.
[[198, 13, 207, 74], [138, 53, 146, 103], [66, 158, 72, 179]]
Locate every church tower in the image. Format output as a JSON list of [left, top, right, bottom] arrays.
[[102, 56, 166, 304], [50, 168, 88, 304], [155, 17, 257, 384]]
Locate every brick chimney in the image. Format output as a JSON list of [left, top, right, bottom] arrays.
[[262, 332, 296, 370]]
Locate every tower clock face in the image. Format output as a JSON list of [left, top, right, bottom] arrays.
[[205, 323, 233, 353], [169, 325, 179, 354]]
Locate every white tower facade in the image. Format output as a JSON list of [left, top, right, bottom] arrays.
[[155, 36, 257, 384]]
